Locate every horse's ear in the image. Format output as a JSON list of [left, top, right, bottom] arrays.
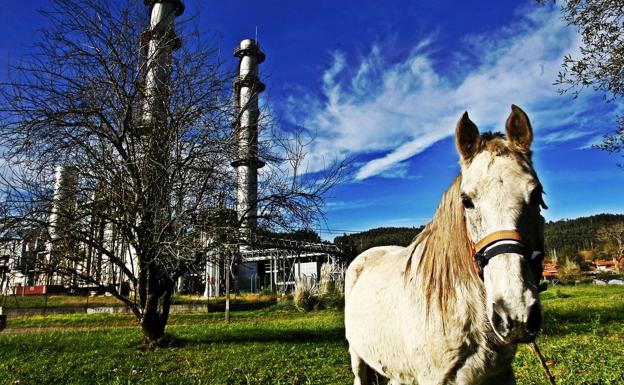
[[505, 105, 533, 151], [456, 111, 480, 161]]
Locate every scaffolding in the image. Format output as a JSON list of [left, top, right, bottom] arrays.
[[237, 233, 344, 294]]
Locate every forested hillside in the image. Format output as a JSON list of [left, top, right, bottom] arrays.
[[544, 213, 624, 258], [334, 226, 424, 262], [335, 214, 624, 263], [258, 228, 323, 243]]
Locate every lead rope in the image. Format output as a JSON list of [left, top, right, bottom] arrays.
[[531, 341, 556, 385]]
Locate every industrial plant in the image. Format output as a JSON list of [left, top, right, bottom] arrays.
[[0, 0, 344, 300]]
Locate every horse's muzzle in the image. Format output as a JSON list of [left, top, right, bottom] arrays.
[[491, 302, 542, 344]]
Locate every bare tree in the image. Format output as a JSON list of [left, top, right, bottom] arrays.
[[597, 222, 624, 273], [0, 0, 343, 341]]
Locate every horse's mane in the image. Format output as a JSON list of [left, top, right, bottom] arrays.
[[408, 175, 479, 314]]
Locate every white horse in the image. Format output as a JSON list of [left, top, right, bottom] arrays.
[[345, 105, 547, 385]]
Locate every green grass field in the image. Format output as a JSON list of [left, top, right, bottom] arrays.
[[0, 292, 276, 310], [0, 286, 623, 385]]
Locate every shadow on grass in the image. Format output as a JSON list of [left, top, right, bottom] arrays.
[[206, 300, 279, 313], [542, 303, 624, 336], [168, 326, 346, 347]]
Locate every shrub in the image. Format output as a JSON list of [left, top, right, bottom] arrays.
[[293, 282, 319, 312], [595, 272, 623, 281], [318, 292, 344, 310], [558, 258, 583, 285], [293, 278, 344, 312]]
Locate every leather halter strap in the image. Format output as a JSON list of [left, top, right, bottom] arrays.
[[471, 229, 548, 292], [473, 230, 523, 255]]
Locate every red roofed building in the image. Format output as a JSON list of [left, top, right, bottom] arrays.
[[595, 258, 620, 274], [542, 262, 559, 280]]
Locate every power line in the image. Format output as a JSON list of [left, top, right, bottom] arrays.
[[314, 226, 427, 235]]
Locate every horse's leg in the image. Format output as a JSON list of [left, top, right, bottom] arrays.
[[350, 348, 369, 385]]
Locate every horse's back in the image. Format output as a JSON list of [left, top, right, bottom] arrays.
[[345, 245, 406, 299]]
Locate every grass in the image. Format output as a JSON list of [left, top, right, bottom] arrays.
[[0, 286, 623, 384], [514, 285, 624, 385], [0, 292, 277, 310]]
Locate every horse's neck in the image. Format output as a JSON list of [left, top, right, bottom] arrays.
[[409, 236, 488, 338]]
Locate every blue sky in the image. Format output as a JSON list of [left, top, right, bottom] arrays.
[[2, 1, 623, 240]]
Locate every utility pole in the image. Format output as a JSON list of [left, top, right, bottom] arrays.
[[225, 249, 231, 323]]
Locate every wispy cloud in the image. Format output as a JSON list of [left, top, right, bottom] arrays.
[[324, 199, 376, 211], [540, 129, 593, 144], [578, 134, 606, 150], [289, 5, 613, 180]]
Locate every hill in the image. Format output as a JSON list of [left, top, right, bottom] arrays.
[[334, 226, 424, 262], [544, 213, 624, 259], [335, 213, 624, 262]]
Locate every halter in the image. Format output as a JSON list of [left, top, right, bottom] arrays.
[[471, 229, 548, 293]]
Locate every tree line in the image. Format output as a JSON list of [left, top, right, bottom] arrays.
[[334, 213, 624, 263], [544, 213, 624, 260], [334, 226, 425, 262]]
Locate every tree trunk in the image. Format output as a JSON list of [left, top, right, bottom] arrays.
[[140, 287, 174, 341], [225, 252, 230, 323], [139, 262, 174, 342], [141, 303, 167, 341]]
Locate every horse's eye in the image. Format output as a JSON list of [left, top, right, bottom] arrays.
[[461, 193, 474, 209]]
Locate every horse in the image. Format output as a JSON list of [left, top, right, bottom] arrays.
[[344, 105, 547, 385]]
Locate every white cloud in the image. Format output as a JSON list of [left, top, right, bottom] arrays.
[[540, 129, 593, 144], [325, 199, 376, 211], [578, 134, 606, 150], [290, 5, 612, 180], [375, 161, 420, 179]]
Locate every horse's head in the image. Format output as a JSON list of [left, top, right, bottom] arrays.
[[455, 105, 545, 344]]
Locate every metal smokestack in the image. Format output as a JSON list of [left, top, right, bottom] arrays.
[[232, 39, 265, 234], [141, 0, 184, 127], [46, 165, 78, 284]]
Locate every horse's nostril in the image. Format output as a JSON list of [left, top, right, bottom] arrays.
[[507, 315, 514, 331], [527, 303, 542, 333], [491, 304, 513, 338]]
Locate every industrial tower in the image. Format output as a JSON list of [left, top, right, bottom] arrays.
[[141, 0, 184, 128], [232, 39, 266, 237]]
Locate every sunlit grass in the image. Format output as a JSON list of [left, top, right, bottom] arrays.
[[0, 286, 623, 385], [0, 292, 277, 310]]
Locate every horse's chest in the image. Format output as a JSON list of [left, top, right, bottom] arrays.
[[348, 308, 499, 385]]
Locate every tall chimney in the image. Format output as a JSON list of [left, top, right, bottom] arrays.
[[137, 0, 184, 231], [46, 165, 78, 284], [141, 0, 184, 127], [232, 39, 265, 235]]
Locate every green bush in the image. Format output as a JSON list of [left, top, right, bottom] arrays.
[[557, 258, 583, 285], [293, 285, 319, 312], [293, 282, 344, 312], [594, 272, 623, 281], [318, 292, 344, 310]]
